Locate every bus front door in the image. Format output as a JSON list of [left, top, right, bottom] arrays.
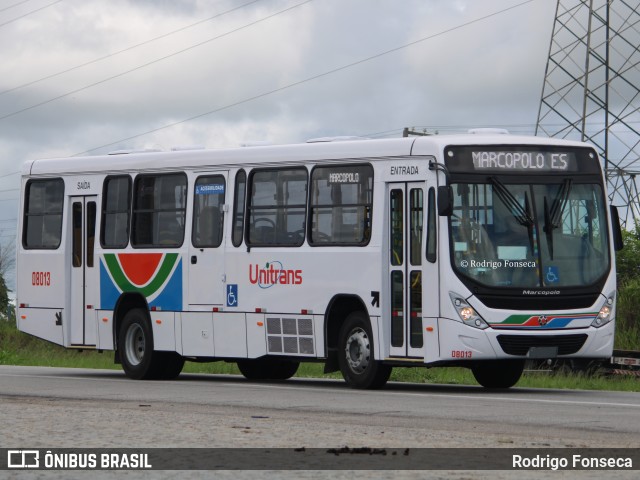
[[387, 183, 425, 358], [69, 196, 98, 346]]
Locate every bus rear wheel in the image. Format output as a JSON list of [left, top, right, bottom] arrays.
[[237, 358, 299, 380], [338, 311, 392, 389], [471, 360, 525, 389], [118, 308, 184, 380], [152, 351, 185, 380]]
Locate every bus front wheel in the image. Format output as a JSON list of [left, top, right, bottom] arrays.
[[338, 311, 392, 389], [471, 360, 525, 389]]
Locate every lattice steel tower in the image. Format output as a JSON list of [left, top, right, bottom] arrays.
[[536, 0, 640, 228]]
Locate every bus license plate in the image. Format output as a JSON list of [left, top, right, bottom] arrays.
[[527, 346, 558, 358]]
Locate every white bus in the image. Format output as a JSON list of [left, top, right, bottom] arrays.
[[16, 133, 623, 388]]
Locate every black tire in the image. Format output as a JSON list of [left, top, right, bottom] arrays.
[[237, 359, 299, 380], [118, 308, 184, 380], [471, 360, 525, 389], [152, 351, 185, 380], [237, 359, 271, 380], [338, 311, 392, 389], [268, 360, 299, 380]]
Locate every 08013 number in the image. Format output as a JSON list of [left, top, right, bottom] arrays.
[[451, 350, 472, 359], [32, 271, 51, 286]]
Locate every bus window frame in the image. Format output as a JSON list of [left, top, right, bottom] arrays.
[[192, 174, 226, 249], [232, 169, 247, 248], [130, 172, 188, 249], [100, 174, 132, 249], [426, 187, 437, 263], [22, 178, 65, 250], [246, 166, 308, 248], [308, 163, 374, 247]]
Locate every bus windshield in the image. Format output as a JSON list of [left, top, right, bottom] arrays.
[[450, 180, 610, 288]]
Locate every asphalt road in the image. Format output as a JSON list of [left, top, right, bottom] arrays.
[[1, 365, 639, 479]]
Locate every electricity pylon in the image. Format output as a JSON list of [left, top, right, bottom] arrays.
[[536, 0, 640, 228]]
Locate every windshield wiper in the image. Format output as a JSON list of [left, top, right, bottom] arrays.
[[543, 179, 572, 260], [489, 177, 534, 227], [489, 177, 535, 252]]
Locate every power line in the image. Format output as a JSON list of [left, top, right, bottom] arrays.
[[0, 0, 33, 14], [0, 0, 63, 28], [0, 171, 20, 179], [0, 0, 313, 121], [0, 0, 265, 97], [76, 0, 539, 155], [362, 128, 405, 138]]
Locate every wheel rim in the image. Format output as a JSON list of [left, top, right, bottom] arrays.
[[344, 327, 370, 374], [124, 323, 145, 366]]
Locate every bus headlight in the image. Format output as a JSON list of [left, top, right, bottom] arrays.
[[591, 293, 615, 328], [449, 293, 489, 330]]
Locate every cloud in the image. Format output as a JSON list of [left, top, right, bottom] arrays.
[[1, 0, 556, 159], [0, 0, 559, 252]]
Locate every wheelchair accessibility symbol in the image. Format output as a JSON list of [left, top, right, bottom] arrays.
[[227, 284, 238, 307], [545, 266, 559, 284]]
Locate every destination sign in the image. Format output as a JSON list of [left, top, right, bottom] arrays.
[[444, 145, 601, 175], [471, 151, 575, 172]]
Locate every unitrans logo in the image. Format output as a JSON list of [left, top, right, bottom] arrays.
[[249, 261, 302, 289]]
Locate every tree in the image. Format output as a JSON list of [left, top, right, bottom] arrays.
[[616, 225, 640, 286], [0, 274, 9, 316], [614, 225, 640, 350], [0, 240, 15, 317]]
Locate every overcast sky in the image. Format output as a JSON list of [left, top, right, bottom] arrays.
[[0, 0, 557, 291]]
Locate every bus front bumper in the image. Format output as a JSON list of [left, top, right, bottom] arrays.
[[428, 317, 615, 364]]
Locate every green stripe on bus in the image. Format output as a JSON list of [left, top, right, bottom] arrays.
[[103, 253, 179, 298]]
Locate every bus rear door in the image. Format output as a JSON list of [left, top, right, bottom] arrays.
[[69, 195, 98, 346]]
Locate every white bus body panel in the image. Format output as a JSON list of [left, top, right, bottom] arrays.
[[17, 249, 66, 346], [179, 312, 214, 357], [149, 311, 176, 352], [96, 310, 114, 350], [213, 312, 247, 358]]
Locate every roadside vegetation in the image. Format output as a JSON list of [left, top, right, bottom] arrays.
[[1, 319, 639, 391], [613, 226, 640, 351], [1, 229, 639, 392]]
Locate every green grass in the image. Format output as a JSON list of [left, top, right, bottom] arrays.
[[2, 319, 639, 392]]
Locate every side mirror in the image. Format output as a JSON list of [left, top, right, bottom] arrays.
[[437, 185, 454, 216], [610, 205, 624, 251]]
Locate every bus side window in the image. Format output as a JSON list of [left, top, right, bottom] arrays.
[[232, 170, 246, 247], [193, 175, 225, 248], [309, 164, 373, 246], [23, 178, 64, 249], [246, 168, 307, 247], [131, 173, 187, 248], [101, 175, 131, 249], [426, 187, 437, 263]]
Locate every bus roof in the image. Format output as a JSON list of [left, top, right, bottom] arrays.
[[24, 134, 595, 176]]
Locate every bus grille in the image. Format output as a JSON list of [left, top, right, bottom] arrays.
[[497, 334, 588, 356], [266, 317, 315, 356]]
